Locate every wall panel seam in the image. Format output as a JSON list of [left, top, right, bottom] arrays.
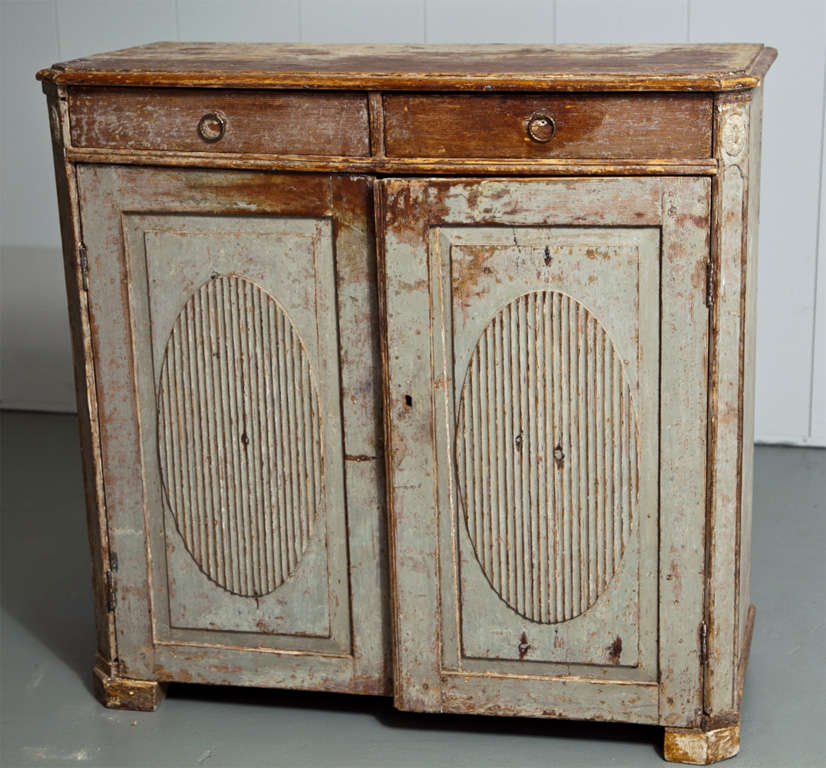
[[808, 50, 826, 441]]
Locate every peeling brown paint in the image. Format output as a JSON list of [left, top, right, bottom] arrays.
[[608, 636, 623, 664], [39, 42, 775, 93], [451, 245, 499, 307]]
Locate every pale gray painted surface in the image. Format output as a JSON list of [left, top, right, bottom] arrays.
[[72, 164, 388, 691], [2, 411, 824, 767], [0, 0, 824, 439], [379, 177, 710, 724]]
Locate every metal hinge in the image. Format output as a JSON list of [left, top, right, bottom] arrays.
[[78, 242, 88, 291], [105, 570, 116, 612], [699, 621, 708, 665], [705, 259, 715, 308]]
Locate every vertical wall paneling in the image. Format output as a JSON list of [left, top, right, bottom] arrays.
[[0, 1, 73, 411], [555, 0, 689, 43], [811, 52, 826, 444], [691, 0, 826, 445], [424, 0, 555, 44], [55, 0, 178, 62], [299, 0, 425, 43], [1, 0, 824, 444], [1, 1, 61, 249], [176, 0, 300, 43]]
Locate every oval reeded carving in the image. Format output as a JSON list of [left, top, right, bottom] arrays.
[[455, 291, 638, 624], [157, 275, 323, 597]]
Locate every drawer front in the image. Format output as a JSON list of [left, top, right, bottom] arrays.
[[69, 87, 371, 156], [383, 93, 712, 160]]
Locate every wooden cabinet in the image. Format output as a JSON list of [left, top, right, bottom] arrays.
[[38, 42, 775, 764]]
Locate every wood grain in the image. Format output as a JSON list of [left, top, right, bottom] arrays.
[[69, 87, 370, 156], [92, 662, 167, 711], [664, 725, 740, 765], [38, 42, 775, 92], [384, 93, 712, 159], [43, 82, 118, 678], [63, 146, 719, 176]]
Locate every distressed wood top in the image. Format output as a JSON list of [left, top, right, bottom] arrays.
[[37, 42, 776, 91]]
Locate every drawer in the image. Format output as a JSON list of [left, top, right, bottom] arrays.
[[383, 93, 712, 160], [68, 87, 371, 156]]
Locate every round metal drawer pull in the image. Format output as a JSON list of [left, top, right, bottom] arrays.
[[527, 111, 556, 143], [197, 111, 227, 143]]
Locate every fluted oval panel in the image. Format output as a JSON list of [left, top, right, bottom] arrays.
[[455, 291, 638, 624], [157, 275, 323, 597]]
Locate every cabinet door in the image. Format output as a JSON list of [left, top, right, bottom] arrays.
[[77, 167, 388, 694], [378, 177, 709, 725]]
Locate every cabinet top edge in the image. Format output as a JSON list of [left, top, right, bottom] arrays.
[[36, 42, 777, 92]]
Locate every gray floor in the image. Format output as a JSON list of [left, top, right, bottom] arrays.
[[1, 411, 824, 768]]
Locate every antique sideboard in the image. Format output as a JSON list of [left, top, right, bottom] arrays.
[[37, 43, 775, 764]]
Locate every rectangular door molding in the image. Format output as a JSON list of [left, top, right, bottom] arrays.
[[77, 167, 388, 695], [377, 177, 710, 726]]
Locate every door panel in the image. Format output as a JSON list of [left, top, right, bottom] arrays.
[[77, 166, 388, 693], [378, 177, 710, 724], [443, 226, 658, 671], [124, 213, 340, 643]]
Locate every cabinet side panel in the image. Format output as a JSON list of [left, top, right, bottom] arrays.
[[706, 92, 752, 720], [43, 84, 117, 672], [738, 84, 764, 698], [76, 165, 155, 679]]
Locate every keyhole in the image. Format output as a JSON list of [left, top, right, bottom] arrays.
[[543, 246, 552, 267], [404, 394, 413, 408], [518, 631, 531, 660]]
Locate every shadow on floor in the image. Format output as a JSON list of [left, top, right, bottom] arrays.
[[0, 411, 97, 694], [167, 681, 663, 755]]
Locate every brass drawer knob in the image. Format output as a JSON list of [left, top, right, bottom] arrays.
[[197, 111, 227, 143], [526, 111, 556, 143]]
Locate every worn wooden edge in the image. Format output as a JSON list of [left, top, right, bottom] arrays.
[[92, 660, 166, 711], [704, 90, 753, 721], [330, 174, 393, 697], [372, 181, 402, 706], [63, 147, 718, 176], [735, 604, 755, 708], [367, 93, 386, 158], [746, 46, 778, 82], [440, 674, 659, 725], [35, 61, 775, 93], [664, 724, 740, 765], [657, 177, 713, 728], [43, 82, 118, 670]]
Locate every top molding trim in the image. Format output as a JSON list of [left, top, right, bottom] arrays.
[[37, 42, 777, 92]]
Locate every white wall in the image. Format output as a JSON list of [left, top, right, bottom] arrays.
[[1, 0, 825, 445]]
